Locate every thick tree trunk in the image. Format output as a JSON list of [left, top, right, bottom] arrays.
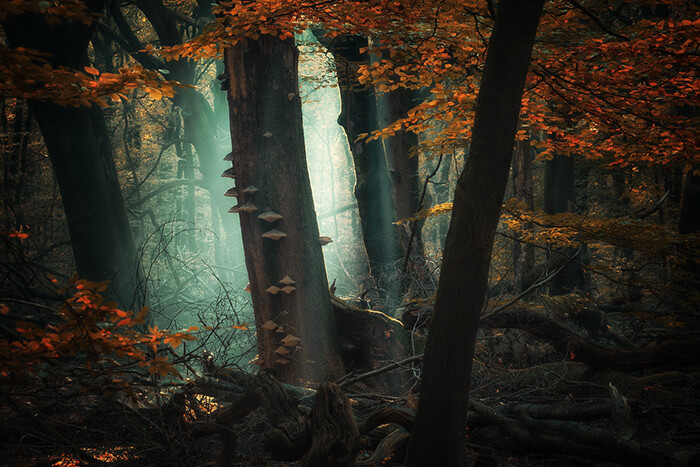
[[406, 1, 544, 465], [223, 36, 344, 384], [2, 2, 142, 309], [316, 33, 405, 308]]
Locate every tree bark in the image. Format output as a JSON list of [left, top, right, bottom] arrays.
[[406, 1, 544, 465], [376, 87, 423, 255], [511, 137, 535, 291], [2, 1, 142, 309], [223, 36, 344, 384]]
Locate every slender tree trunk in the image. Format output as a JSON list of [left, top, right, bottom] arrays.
[[128, 1, 240, 251], [511, 137, 535, 291], [2, 2, 142, 309], [223, 36, 344, 384], [406, 1, 544, 464], [377, 87, 423, 254]]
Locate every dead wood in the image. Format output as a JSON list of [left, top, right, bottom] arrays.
[[331, 294, 424, 394], [212, 370, 309, 466], [299, 382, 361, 466], [469, 398, 698, 466], [482, 306, 698, 370], [356, 427, 410, 466]]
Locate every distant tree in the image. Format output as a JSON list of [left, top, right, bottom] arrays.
[[315, 33, 405, 309]]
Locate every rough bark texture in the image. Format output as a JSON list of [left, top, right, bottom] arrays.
[[2, 1, 142, 309], [223, 37, 344, 384], [406, 1, 544, 465], [316, 33, 404, 306], [299, 383, 360, 466]]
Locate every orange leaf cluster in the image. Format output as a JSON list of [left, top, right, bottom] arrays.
[[0, 276, 199, 382]]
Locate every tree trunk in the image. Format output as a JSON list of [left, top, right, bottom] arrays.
[[544, 152, 587, 293], [511, 137, 535, 292], [316, 33, 405, 309], [376, 87, 423, 255], [406, 1, 544, 465], [223, 36, 344, 384], [2, 2, 142, 310]]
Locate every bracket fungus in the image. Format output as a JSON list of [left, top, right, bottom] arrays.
[[223, 152, 235, 161], [242, 186, 259, 194], [263, 131, 273, 139], [258, 211, 283, 223], [279, 275, 296, 286], [274, 346, 291, 355], [224, 187, 239, 197], [319, 236, 333, 246], [280, 285, 296, 294], [280, 334, 301, 347], [221, 167, 237, 178], [262, 229, 287, 240], [237, 202, 258, 213], [266, 286, 281, 295], [287, 92, 296, 101]]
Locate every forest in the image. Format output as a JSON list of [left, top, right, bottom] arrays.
[[0, 0, 698, 465]]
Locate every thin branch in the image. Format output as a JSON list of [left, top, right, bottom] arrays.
[[568, 0, 630, 41], [336, 354, 424, 389]]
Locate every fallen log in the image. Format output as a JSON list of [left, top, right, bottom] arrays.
[[482, 306, 699, 370]]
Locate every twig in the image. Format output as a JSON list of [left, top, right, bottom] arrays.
[[336, 354, 424, 389], [482, 246, 582, 319], [568, 0, 630, 41]]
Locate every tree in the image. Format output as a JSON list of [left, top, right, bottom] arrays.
[[1, 1, 143, 309], [315, 33, 406, 309], [223, 35, 345, 384], [406, 1, 544, 464]]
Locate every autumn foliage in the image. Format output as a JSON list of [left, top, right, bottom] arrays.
[[0, 274, 196, 384]]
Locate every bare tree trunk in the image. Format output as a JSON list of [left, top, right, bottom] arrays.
[[406, 1, 544, 464], [544, 152, 587, 293], [511, 137, 535, 292], [223, 36, 345, 384], [315, 33, 405, 308], [2, 2, 143, 310]]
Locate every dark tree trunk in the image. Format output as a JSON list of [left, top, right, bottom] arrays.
[[544, 152, 587, 294], [2, 2, 142, 309], [406, 1, 544, 465], [511, 137, 535, 291], [223, 36, 344, 384], [676, 172, 700, 306], [376, 87, 423, 255], [316, 33, 405, 308]]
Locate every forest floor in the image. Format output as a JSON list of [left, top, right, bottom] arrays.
[[2, 301, 699, 466]]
